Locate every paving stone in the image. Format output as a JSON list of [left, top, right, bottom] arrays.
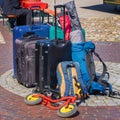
[[0, 32, 5, 44], [80, 16, 120, 42]]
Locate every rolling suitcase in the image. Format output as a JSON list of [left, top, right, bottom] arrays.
[[13, 8, 50, 78], [34, 5, 72, 94], [16, 35, 47, 87]]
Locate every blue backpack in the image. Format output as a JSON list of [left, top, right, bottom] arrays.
[[56, 61, 88, 100], [71, 41, 113, 95]]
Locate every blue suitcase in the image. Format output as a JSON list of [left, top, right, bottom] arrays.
[[13, 23, 50, 78]]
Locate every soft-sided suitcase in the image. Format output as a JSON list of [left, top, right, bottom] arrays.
[[16, 35, 46, 87], [34, 5, 72, 93], [13, 8, 50, 78], [49, 26, 64, 40]]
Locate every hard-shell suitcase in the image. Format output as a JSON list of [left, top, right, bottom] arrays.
[[35, 40, 71, 92], [13, 8, 50, 78], [15, 35, 46, 87], [34, 5, 72, 93]]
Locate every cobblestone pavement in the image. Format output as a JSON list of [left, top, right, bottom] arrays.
[[0, 61, 120, 107], [80, 16, 120, 42], [0, 0, 120, 119]]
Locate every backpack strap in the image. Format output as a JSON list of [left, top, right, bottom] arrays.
[[87, 51, 109, 91], [110, 90, 120, 99], [66, 62, 88, 99], [93, 52, 120, 98], [88, 51, 111, 95], [72, 62, 88, 95], [97, 80, 112, 94], [66, 65, 74, 96], [97, 79, 120, 99], [60, 62, 71, 96], [63, 61, 78, 96], [94, 51, 109, 82]]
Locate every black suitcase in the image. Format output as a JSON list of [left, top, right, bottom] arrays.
[[34, 5, 72, 93], [16, 34, 46, 87]]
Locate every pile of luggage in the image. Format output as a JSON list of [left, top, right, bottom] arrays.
[[13, 1, 86, 91], [13, 0, 119, 118]]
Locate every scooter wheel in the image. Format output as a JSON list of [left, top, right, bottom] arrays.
[[24, 93, 42, 106], [57, 104, 78, 118]]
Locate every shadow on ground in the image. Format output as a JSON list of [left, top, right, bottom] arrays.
[[81, 4, 120, 14]]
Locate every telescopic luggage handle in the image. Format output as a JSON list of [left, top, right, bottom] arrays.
[[30, 6, 42, 28], [54, 4, 66, 41]]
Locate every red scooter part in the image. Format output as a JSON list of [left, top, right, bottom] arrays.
[[24, 93, 78, 118], [24, 93, 77, 110]]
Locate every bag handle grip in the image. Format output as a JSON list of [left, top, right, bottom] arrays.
[[54, 4, 66, 42]]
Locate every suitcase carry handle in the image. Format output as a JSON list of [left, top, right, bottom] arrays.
[[23, 31, 35, 37], [23, 33, 47, 41], [54, 4, 66, 42]]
